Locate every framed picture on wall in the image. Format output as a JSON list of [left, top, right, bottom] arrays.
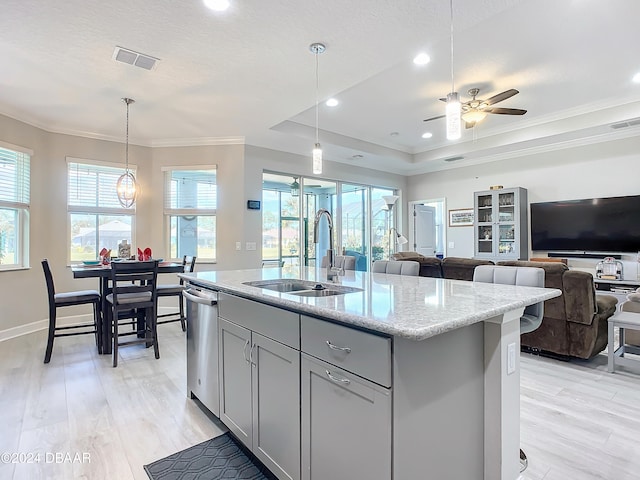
[[448, 208, 474, 227]]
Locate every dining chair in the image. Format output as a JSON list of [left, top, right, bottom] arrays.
[[472, 264, 545, 473], [372, 260, 420, 276], [156, 255, 196, 331], [106, 260, 159, 367], [42, 259, 101, 364]]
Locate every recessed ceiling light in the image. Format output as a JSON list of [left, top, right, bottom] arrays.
[[413, 53, 431, 66], [351, 154, 364, 159], [633, 72, 640, 83], [204, 0, 230, 11], [390, 131, 399, 137], [421, 132, 433, 139], [325, 98, 339, 107]]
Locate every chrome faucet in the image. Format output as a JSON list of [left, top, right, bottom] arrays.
[[313, 208, 339, 281]]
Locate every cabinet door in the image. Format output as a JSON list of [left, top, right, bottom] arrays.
[[219, 318, 253, 447], [301, 354, 391, 480], [475, 191, 495, 258], [496, 189, 518, 258], [252, 333, 301, 480]]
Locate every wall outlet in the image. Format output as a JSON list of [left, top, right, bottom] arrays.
[[235, 242, 241, 251], [246, 242, 256, 251], [448, 241, 455, 249], [507, 342, 516, 375]]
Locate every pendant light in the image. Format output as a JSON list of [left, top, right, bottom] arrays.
[[310, 42, 325, 175], [446, 0, 461, 140], [290, 177, 300, 197], [116, 98, 138, 208]]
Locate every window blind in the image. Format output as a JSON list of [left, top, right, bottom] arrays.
[[0, 147, 30, 208], [163, 167, 217, 214], [68, 161, 135, 211]]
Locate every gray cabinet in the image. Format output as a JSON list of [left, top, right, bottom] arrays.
[[474, 187, 528, 261], [218, 295, 301, 480], [301, 354, 391, 480]]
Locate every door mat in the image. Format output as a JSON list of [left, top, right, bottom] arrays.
[[144, 433, 276, 480]]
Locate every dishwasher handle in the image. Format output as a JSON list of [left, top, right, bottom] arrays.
[[184, 288, 218, 306]]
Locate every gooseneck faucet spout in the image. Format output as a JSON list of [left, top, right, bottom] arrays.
[[313, 208, 337, 281]]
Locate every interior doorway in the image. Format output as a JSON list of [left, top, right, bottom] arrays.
[[408, 198, 446, 257]]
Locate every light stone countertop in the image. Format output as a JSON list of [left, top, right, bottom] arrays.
[[180, 266, 561, 341]]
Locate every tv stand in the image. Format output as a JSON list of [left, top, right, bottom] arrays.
[[594, 278, 640, 302], [548, 252, 622, 260]]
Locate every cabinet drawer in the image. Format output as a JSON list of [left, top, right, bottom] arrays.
[[218, 293, 299, 349], [301, 315, 391, 388]]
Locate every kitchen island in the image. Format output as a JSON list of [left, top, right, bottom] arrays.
[[181, 266, 561, 480]]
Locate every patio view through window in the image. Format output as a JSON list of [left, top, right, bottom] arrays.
[[0, 144, 30, 269], [67, 160, 134, 262], [262, 172, 396, 271], [164, 167, 217, 261]]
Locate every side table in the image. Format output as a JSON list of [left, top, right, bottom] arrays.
[[608, 311, 640, 373]]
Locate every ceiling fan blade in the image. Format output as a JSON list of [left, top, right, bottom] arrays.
[[483, 107, 527, 115], [438, 97, 447, 102], [423, 114, 446, 122], [484, 89, 519, 106]]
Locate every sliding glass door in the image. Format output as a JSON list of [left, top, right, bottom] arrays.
[[262, 172, 398, 271]]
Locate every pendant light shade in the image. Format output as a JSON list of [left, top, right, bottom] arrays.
[[312, 143, 322, 175], [446, 92, 461, 140], [116, 98, 138, 208], [310, 42, 325, 175]]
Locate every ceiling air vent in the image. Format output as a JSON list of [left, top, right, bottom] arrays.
[[112, 46, 160, 71], [444, 156, 464, 162], [610, 117, 640, 129]]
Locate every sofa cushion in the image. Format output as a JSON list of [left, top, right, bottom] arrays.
[[442, 257, 493, 281], [391, 252, 443, 278]]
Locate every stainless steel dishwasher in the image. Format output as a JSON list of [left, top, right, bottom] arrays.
[[184, 284, 219, 417]]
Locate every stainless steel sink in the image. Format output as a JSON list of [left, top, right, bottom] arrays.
[[243, 279, 362, 297], [243, 279, 317, 292]]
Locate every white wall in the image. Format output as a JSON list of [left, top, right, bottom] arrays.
[[407, 135, 640, 278], [0, 115, 407, 333]]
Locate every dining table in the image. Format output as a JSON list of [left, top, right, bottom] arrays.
[[71, 261, 184, 354]]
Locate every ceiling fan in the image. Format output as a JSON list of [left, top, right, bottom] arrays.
[[424, 88, 527, 128]]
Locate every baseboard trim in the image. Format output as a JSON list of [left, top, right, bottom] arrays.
[[0, 307, 178, 342]]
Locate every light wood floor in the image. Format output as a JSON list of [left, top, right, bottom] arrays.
[[1, 327, 639, 480]]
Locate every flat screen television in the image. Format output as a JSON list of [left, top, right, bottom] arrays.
[[530, 194, 640, 253]]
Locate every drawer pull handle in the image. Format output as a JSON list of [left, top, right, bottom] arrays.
[[325, 369, 351, 385], [326, 340, 351, 354]]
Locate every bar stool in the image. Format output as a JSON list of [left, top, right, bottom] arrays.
[[106, 260, 159, 367], [372, 260, 419, 276], [42, 259, 101, 363], [156, 255, 196, 331], [473, 265, 546, 473]]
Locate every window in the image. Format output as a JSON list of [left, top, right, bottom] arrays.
[[164, 167, 217, 261], [68, 159, 135, 262], [0, 143, 30, 269]]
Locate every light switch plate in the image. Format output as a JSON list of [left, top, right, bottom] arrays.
[[235, 242, 241, 251], [246, 242, 256, 251]]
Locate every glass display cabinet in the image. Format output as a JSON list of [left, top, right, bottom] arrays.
[[474, 187, 528, 261]]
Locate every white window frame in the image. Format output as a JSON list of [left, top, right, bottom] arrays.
[[0, 141, 31, 271], [67, 157, 137, 263], [163, 165, 217, 262]]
